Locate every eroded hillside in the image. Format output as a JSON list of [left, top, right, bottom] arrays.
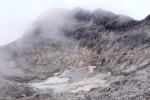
[[0, 8, 150, 100]]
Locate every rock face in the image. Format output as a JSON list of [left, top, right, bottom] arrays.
[[0, 8, 150, 100]]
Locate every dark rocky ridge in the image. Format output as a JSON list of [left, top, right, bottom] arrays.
[[72, 8, 138, 30], [145, 14, 150, 20], [0, 8, 150, 100]]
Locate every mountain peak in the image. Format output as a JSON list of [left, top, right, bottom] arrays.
[[145, 14, 150, 20], [71, 8, 137, 29]]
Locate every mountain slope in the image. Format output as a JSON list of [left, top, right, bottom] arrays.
[[0, 8, 150, 100]]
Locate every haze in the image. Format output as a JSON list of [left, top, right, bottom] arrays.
[[0, 0, 150, 46]]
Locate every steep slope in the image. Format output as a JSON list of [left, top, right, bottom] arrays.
[[0, 8, 150, 100]]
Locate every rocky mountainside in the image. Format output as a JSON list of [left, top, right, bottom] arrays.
[[0, 8, 150, 100]]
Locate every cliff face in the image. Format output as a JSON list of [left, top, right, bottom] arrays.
[[0, 8, 150, 100]]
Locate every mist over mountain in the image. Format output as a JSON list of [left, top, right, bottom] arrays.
[[0, 8, 150, 100]]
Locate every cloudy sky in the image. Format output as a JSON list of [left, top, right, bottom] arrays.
[[0, 0, 150, 45]]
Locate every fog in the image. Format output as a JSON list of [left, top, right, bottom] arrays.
[[0, 3, 149, 98], [0, 0, 150, 46], [22, 8, 77, 46], [0, 9, 78, 80]]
